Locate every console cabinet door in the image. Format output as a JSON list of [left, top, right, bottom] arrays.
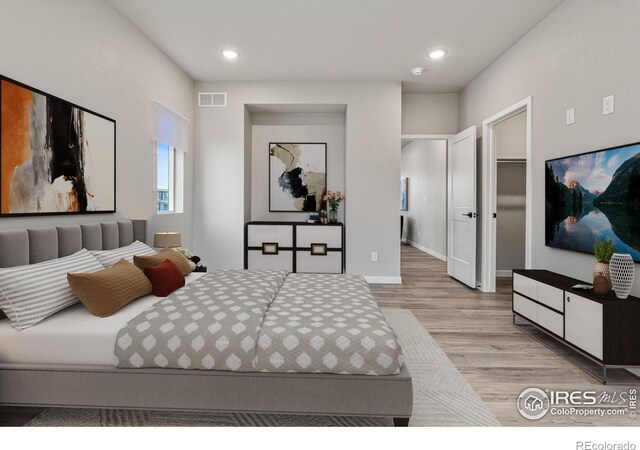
[[565, 293, 603, 360]]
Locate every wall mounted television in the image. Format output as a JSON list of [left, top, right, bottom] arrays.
[[545, 141, 640, 262]]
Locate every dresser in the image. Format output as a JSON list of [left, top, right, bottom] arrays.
[[244, 222, 344, 274], [512, 269, 640, 384]]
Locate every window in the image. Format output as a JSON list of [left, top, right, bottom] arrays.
[[155, 142, 184, 213], [152, 102, 189, 214], [156, 142, 173, 212]]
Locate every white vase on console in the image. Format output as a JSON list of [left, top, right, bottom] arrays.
[[609, 253, 635, 299]]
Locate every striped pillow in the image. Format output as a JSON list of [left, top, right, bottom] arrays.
[[91, 241, 156, 268], [0, 249, 105, 330]]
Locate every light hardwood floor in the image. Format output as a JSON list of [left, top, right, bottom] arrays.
[[372, 244, 638, 426]]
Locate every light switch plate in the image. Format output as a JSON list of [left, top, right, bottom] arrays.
[[603, 95, 614, 115], [566, 108, 575, 125]]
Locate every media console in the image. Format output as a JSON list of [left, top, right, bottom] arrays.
[[512, 269, 640, 384]]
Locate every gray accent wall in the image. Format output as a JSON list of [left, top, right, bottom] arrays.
[[194, 82, 402, 280], [0, 0, 195, 248], [459, 0, 640, 296], [400, 140, 447, 259]]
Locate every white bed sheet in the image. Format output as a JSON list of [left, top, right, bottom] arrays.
[[0, 272, 206, 366]]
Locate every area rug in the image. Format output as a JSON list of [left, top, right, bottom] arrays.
[[27, 309, 499, 427]]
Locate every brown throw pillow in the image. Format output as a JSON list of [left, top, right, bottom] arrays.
[[134, 248, 192, 276], [67, 259, 152, 317]]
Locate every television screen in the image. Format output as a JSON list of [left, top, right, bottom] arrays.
[[545, 142, 640, 262]]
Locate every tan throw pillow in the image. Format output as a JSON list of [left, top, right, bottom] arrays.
[[67, 259, 152, 317], [134, 248, 192, 276]]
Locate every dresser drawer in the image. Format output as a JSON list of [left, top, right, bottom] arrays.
[[296, 251, 342, 274], [296, 225, 342, 248], [247, 225, 293, 247], [537, 305, 563, 337], [537, 282, 563, 312], [513, 293, 537, 322], [247, 250, 293, 271], [513, 273, 537, 300]]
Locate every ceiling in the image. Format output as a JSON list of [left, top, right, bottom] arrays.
[[110, 0, 564, 92]]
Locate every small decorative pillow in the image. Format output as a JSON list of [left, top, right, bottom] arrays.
[[134, 248, 192, 276], [68, 259, 153, 317], [0, 249, 104, 330], [91, 240, 156, 268], [143, 259, 186, 297]]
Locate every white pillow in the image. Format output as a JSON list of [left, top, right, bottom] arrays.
[[0, 249, 105, 330], [90, 240, 156, 268]]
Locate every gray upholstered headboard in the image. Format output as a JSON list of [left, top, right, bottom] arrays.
[[0, 220, 147, 269]]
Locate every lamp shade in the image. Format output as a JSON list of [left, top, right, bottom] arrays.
[[154, 232, 181, 248]]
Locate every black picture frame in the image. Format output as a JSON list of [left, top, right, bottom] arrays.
[[0, 75, 116, 217], [268, 142, 327, 213]]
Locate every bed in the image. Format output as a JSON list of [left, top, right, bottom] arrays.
[[0, 220, 413, 426]]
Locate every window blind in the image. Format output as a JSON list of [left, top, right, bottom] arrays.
[[152, 102, 189, 152]]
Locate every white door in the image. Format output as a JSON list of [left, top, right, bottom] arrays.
[[447, 126, 477, 288]]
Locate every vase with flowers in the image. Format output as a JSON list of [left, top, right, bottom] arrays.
[[323, 190, 345, 223]]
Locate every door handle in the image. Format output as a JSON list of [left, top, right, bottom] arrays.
[[462, 212, 476, 218]]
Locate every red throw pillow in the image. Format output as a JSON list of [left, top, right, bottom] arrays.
[[143, 259, 186, 297]]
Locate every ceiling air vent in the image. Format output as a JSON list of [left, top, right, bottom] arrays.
[[198, 92, 227, 107]]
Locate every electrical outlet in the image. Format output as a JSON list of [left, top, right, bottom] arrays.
[[603, 95, 614, 115], [422, 196, 427, 204], [417, 231, 421, 237], [371, 252, 378, 262], [565, 108, 575, 125]]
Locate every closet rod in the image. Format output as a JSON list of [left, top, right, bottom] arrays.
[[497, 158, 526, 163]]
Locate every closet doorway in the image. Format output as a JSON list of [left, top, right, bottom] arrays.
[[496, 131, 527, 277], [480, 97, 532, 292]]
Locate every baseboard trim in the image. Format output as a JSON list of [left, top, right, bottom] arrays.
[[496, 270, 513, 278], [405, 240, 447, 262], [365, 276, 403, 284]]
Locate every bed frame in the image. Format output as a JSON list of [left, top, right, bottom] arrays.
[[0, 220, 413, 426]]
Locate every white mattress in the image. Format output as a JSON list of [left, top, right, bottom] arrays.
[[0, 272, 206, 366]]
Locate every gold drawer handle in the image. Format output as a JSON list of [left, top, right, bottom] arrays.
[[310, 243, 327, 256], [262, 242, 279, 255]]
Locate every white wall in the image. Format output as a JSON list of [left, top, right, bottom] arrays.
[[401, 140, 447, 259], [251, 113, 346, 223], [194, 81, 401, 280], [0, 0, 195, 247], [459, 0, 640, 296], [402, 93, 458, 135]]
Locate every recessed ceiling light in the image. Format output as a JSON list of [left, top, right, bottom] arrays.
[[429, 48, 447, 59], [221, 49, 239, 60], [411, 67, 424, 76], [429, 48, 447, 60]]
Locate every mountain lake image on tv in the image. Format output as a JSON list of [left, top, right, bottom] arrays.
[[545, 142, 640, 262]]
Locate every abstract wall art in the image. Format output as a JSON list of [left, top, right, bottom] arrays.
[[269, 142, 326, 212], [0, 76, 115, 216]]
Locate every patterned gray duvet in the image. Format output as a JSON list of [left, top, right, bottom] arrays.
[[115, 270, 403, 375]]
